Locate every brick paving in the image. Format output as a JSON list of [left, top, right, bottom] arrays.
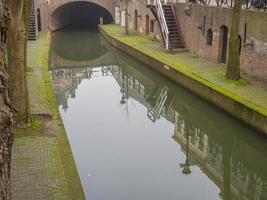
[[11, 137, 68, 200], [26, 39, 53, 116], [10, 33, 81, 200]]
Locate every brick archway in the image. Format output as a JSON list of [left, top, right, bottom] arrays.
[[50, 0, 116, 18], [50, 0, 116, 30]]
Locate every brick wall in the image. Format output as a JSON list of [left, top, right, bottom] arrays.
[[123, 1, 267, 82], [175, 3, 267, 82], [120, 1, 162, 41]]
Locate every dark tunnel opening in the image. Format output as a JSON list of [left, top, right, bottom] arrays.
[[52, 1, 113, 30]]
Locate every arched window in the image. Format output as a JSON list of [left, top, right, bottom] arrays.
[[219, 25, 228, 63], [134, 10, 138, 31], [37, 8, 41, 32], [207, 29, 213, 46]]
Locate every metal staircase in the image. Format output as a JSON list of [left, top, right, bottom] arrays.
[[146, 0, 185, 50], [28, 1, 37, 41]]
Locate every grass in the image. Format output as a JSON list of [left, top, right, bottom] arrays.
[[30, 118, 43, 131], [100, 24, 267, 116]]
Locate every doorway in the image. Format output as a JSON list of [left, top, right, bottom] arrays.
[[145, 15, 149, 35], [37, 8, 41, 32], [219, 25, 228, 64], [134, 10, 138, 31]]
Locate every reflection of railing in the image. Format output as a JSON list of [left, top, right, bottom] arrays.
[[148, 86, 169, 122]]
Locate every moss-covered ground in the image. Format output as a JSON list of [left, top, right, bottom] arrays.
[[11, 32, 85, 199], [100, 24, 267, 116]]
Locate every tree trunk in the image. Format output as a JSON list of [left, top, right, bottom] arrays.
[[226, 0, 242, 80], [124, 0, 128, 35], [125, 9, 128, 35], [0, 0, 15, 199], [7, 0, 31, 124], [23, 0, 33, 124]]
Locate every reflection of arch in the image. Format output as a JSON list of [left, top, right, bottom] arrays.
[[52, 29, 107, 61], [145, 15, 149, 35], [218, 25, 228, 64], [206, 29, 213, 46], [37, 8, 41, 32], [134, 10, 138, 31], [50, 49, 118, 69]]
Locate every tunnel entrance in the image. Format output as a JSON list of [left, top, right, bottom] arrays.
[[51, 1, 113, 30]]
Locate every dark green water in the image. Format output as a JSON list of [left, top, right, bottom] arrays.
[[50, 26, 267, 200]]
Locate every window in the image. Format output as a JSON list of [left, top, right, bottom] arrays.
[[207, 29, 213, 46]]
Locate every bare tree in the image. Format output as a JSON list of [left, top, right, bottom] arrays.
[[7, 0, 32, 125], [226, 0, 242, 80], [124, 0, 129, 34]]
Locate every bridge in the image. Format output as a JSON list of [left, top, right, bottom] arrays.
[[49, 0, 117, 30]]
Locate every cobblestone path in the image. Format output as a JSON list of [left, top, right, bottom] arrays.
[[10, 32, 84, 200]]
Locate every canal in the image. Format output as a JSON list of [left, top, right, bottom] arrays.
[[49, 26, 267, 200]]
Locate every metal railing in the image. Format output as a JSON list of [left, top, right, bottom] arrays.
[[155, 0, 170, 49], [189, 0, 267, 10]]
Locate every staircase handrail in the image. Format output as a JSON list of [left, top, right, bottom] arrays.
[[155, 0, 170, 49]]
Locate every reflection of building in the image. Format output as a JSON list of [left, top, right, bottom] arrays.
[[173, 110, 267, 200], [113, 62, 175, 124], [51, 65, 118, 111], [111, 54, 267, 200]]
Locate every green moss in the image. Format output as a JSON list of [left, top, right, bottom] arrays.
[[31, 118, 43, 131], [39, 32, 85, 199], [100, 24, 267, 117]]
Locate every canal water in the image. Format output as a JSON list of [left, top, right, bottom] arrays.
[[49, 26, 267, 200]]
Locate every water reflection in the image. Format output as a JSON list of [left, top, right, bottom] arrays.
[[50, 29, 267, 200], [51, 26, 107, 62], [51, 66, 116, 111]]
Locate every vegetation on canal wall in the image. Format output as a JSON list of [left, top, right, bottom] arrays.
[[99, 24, 267, 135], [40, 32, 85, 200]]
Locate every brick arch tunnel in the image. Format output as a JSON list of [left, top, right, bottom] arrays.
[[51, 1, 113, 31]]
